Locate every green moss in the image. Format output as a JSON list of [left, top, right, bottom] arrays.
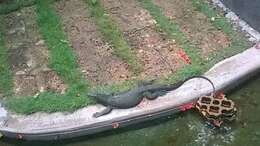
[[85, 0, 143, 74], [0, 15, 13, 96]]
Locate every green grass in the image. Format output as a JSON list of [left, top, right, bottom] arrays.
[[138, 0, 204, 65], [0, 0, 35, 14], [0, 15, 13, 96], [35, 0, 81, 86], [192, 0, 252, 65], [3, 0, 142, 114], [85, 0, 143, 74], [5, 84, 93, 114], [138, 0, 205, 83], [4, 0, 95, 114], [139, 0, 251, 84], [3, 0, 252, 114]]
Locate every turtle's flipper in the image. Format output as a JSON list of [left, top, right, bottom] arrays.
[[93, 107, 113, 118]]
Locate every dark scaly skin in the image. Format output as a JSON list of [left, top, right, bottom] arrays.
[[89, 76, 215, 118]]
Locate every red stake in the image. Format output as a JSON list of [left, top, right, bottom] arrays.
[[112, 123, 120, 129], [17, 134, 23, 140], [180, 102, 194, 112], [176, 50, 192, 64]]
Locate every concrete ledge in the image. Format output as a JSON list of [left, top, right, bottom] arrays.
[[0, 46, 260, 140]]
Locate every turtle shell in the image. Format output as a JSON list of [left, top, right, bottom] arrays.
[[195, 95, 237, 126]]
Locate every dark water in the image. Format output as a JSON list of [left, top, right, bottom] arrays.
[[0, 75, 260, 146], [221, 0, 260, 32]]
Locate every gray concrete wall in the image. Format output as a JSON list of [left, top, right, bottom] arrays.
[[221, 0, 260, 32]]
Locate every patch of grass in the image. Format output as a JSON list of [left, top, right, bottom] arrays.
[[163, 65, 203, 84], [85, 0, 143, 74], [0, 15, 13, 96], [5, 84, 93, 114], [91, 80, 137, 95], [4, 0, 95, 114], [138, 0, 205, 83], [138, 0, 203, 65], [4, 0, 142, 114], [191, 0, 252, 64], [140, 0, 251, 84], [0, 0, 35, 14], [3, 0, 252, 114], [35, 0, 81, 86]]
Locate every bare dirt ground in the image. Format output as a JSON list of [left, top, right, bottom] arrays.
[[54, 0, 131, 85], [4, 7, 67, 96], [101, 0, 184, 79], [153, 0, 230, 56]]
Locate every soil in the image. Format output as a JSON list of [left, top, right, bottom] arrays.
[[101, 0, 184, 79], [4, 7, 67, 96], [1, 0, 235, 97], [153, 0, 230, 56], [54, 0, 131, 85]]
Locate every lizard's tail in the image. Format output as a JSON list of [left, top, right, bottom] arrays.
[[160, 75, 215, 95], [181, 75, 216, 95]]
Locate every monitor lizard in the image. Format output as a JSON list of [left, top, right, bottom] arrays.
[[88, 75, 215, 118]]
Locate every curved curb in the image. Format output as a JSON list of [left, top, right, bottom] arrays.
[[0, 45, 260, 140]]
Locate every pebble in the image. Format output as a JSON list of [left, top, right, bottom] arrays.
[[61, 88, 67, 95], [8, 29, 16, 34], [119, 74, 126, 78], [39, 86, 45, 93], [138, 49, 144, 53], [33, 93, 40, 98], [26, 59, 33, 68], [35, 40, 45, 46], [255, 42, 260, 49], [15, 71, 26, 75], [42, 67, 52, 72]]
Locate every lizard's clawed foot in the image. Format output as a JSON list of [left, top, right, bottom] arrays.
[[93, 107, 113, 118], [93, 112, 102, 118]]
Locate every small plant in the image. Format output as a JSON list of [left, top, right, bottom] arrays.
[[91, 0, 97, 5]]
